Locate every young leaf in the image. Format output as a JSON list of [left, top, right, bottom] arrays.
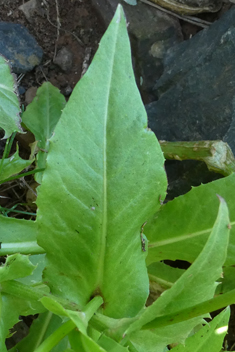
[[146, 173, 235, 266], [0, 254, 35, 282], [170, 307, 230, 352], [0, 147, 33, 182], [22, 82, 66, 183], [36, 5, 167, 319], [126, 196, 230, 346], [0, 55, 23, 138]]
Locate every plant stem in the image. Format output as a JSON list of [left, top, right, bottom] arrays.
[[0, 167, 45, 184], [142, 288, 235, 330], [160, 140, 235, 176], [33, 319, 76, 352], [0, 241, 45, 255], [5, 132, 16, 158], [0, 206, 36, 216], [84, 296, 104, 321]]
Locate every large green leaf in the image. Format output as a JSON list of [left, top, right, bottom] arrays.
[[22, 82, 66, 183], [36, 5, 167, 319], [126, 197, 230, 347], [146, 173, 235, 266], [0, 55, 22, 138]]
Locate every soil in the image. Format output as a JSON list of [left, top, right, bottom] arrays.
[[0, 0, 235, 350], [0, 0, 105, 98]]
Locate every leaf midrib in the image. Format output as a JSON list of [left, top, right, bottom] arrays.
[[95, 18, 120, 290]]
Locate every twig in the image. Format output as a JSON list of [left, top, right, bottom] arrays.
[[81, 47, 92, 77], [140, 0, 211, 28], [54, 0, 61, 61], [42, 0, 84, 48]]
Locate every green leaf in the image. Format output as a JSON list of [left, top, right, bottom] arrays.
[[216, 266, 235, 294], [98, 334, 129, 351], [126, 196, 230, 346], [148, 262, 185, 290], [0, 254, 36, 282], [0, 147, 33, 182], [22, 82, 66, 183], [0, 293, 47, 352], [170, 308, 230, 352], [36, 5, 167, 319], [69, 330, 107, 352], [0, 216, 43, 256], [17, 254, 46, 285], [0, 55, 23, 138], [146, 173, 235, 266], [127, 330, 169, 352]]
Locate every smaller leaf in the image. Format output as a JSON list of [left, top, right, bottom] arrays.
[[148, 262, 185, 290], [126, 195, 230, 344], [216, 266, 235, 294], [0, 147, 33, 182], [170, 307, 230, 352], [0, 55, 23, 138], [22, 82, 66, 183], [17, 254, 46, 286], [0, 254, 36, 282]]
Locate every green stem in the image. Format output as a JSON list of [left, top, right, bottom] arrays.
[[0, 280, 81, 311], [142, 288, 235, 330], [84, 296, 104, 321], [0, 167, 45, 184], [0, 240, 45, 255], [0, 137, 10, 176], [160, 140, 235, 176], [0, 206, 36, 216], [5, 132, 16, 158], [33, 319, 76, 352]]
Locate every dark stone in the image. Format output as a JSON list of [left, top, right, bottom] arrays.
[[91, 0, 182, 101], [18, 86, 26, 95], [0, 22, 43, 73], [53, 47, 73, 72], [146, 6, 235, 153]]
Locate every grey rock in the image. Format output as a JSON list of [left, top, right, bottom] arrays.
[[19, 0, 43, 23], [146, 6, 235, 153], [53, 47, 73, 72], [0, 22, 43, 74], [0, 0, 16, 3], [92, 0, 183, 99]]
